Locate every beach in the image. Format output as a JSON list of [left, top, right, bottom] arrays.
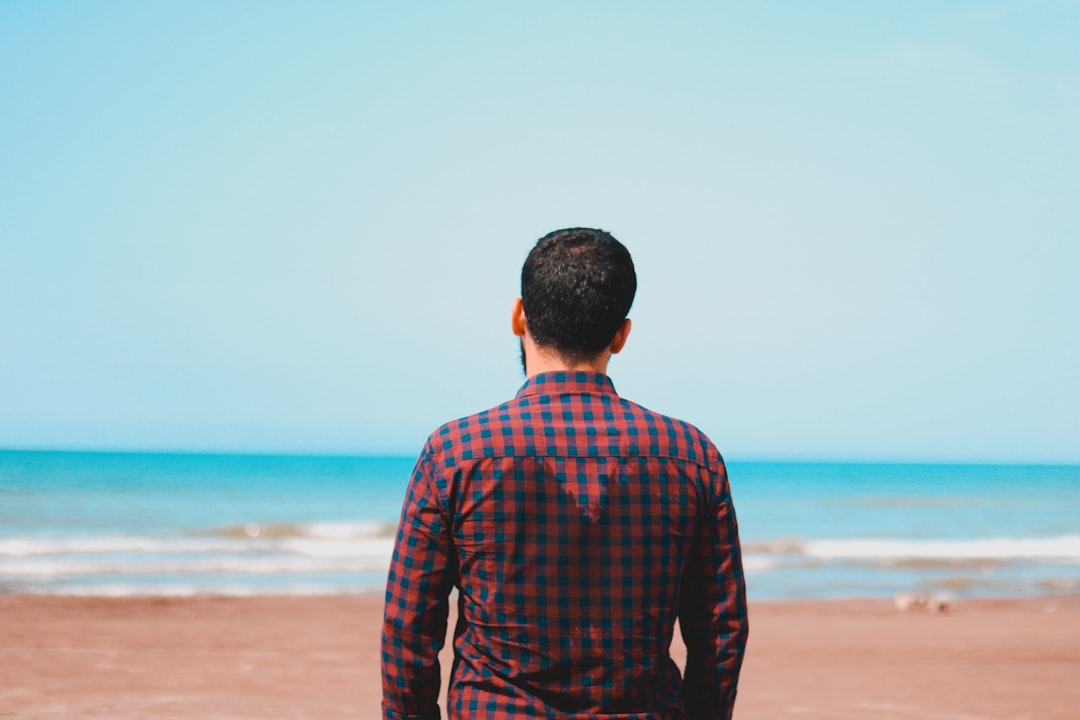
[[4, 453, 1078, 717], [3, 593, 1078, 719]]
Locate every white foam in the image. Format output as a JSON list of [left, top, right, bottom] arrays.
[[0, 536, 241, 556], [303, 521, 395, 540], [802, 535, 1080, 561], [740, 555, 779, 573], [0, 532, 396, 558], [0, 554, 394, 578], [32, 583, 372, 597], [278, 537, 395, 558], [209, 520, 394, 540]]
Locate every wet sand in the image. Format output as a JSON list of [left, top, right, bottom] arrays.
[[1, 594, 1078, 719]]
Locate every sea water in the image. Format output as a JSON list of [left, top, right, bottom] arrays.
[[1, 450, 1077, 599]]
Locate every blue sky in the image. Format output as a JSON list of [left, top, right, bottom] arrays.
[[1, 1, 1077, 462]]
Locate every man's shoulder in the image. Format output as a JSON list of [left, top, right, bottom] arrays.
[[616, 395, 723, 469], [421, 396, 521, 463], [423, 389, 722, 470]]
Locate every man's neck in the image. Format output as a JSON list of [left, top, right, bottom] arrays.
[[523, 342, 610, 379]]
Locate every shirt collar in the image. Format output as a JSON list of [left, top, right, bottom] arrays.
[[515, 371, 618, 399]]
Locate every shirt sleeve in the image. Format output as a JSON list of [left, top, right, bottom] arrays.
[[678, 455, 749, 720], [381, 440, 458, 720]]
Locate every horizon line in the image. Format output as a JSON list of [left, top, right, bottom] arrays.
[[2, 445, 1078, 467]]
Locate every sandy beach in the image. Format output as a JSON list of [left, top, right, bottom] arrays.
[[1, 594, 1077, 719]]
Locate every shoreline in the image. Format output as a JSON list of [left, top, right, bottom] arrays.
[[3, 594, 1078, 719]]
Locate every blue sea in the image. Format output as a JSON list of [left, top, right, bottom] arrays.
[[1, 450, 1077, 600]]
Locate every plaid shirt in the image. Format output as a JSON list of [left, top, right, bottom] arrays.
[[382, 372, 748, 720]]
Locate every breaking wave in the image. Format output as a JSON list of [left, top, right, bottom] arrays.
[[0, 520, 398, 594], [744, 535, 1080, 563]]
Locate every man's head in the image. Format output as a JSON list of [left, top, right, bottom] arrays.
[[517, 228, 636, 369]]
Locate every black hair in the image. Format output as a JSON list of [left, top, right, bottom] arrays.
[[520, 228, 636, 363]]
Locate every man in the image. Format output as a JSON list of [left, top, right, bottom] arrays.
[[382, 228, 748, 720]]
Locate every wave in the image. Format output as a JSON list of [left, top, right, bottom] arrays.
[[205, 521, 397, 541], [0, 521, 397, 558], [743, 535, 1080, 562], [0, 555, 394, 578], [6, 532, 1078, 565], [0, 518, 399, 588], [0, 536, 393, 562], [4, 527, 1077, 600], [24, 583, 377, 597], [803, 536, 1080, 561], [0, 536, 242, 557], [739, 556, 780, 573]]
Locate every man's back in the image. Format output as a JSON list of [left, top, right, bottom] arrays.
[[382, 372, 748, 719]]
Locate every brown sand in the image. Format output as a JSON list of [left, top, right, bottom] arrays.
[[1, 594, 1078, 719]]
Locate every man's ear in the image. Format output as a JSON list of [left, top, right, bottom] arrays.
[[609, 318, 632, 354], [511, 297, 527, 337]]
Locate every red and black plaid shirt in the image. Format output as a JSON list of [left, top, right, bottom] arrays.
[[382, 372, 748, 720]]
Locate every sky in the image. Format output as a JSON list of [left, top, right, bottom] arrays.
[[1, 1, 1077, 463]]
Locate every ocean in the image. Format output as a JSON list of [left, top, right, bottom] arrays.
[[1, 450, 1077, 600]]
